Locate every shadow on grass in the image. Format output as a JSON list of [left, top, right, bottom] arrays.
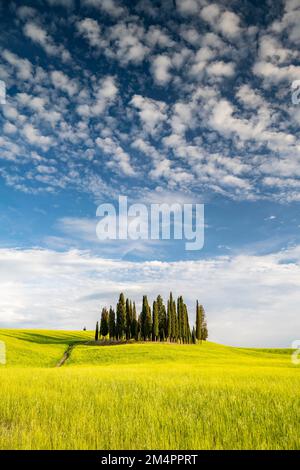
[[8, 332, 92, 345]]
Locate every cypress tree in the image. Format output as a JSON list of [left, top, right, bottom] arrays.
[[183, 298, 188, 343], [100, 307, 109, 338], [171, 297, 178, 342], [157, 295, 167, 341], [108, 307, 115, 340], [167, 292, 178, 341], [116, 292, 126, 339], [177, 296, 187, 343], [168, 292, 175, 342], [167, 298, 172, 341], [146, 300, 152, 340], [131, 301, 138, 340], [192, 326, 196, 344], [201, 307, 208, 341], [196, 302, 207, 343], [183, 303, 192, 343], [95, 320, 99, 341], [130, 300, 133, 335], [126, 298, 133, 340], [177, 296, 182, 343], [152, 300, 159, 341], [140, 295, 152, 340], [95, 295, 206, 344], [196, 301, 201, 341], [140, 302, 145, 340], [137, 312, 142, 341]]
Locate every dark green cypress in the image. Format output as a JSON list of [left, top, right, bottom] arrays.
[[137, 311, 142, 341], [96, 294, 206, 344], [177, 296, 182, 343], [177, 296, 186, 343], [131, 301, 138, 340], [196, 301, 201, 342], [157, 295, 167, 341], [95, 320, 99, 341], [116, 293, 126, 339], [171, 298, 178, 342], [108, 307, 115, 340], [126, 298, 132, 340], [183, 298, 188, 343], [183, 303, 192, 343], [167, 292, 176, 342], [100, 307, 109, 338], [146, 300, 152, 340], [169, 292, 175, 341], [201, 307, 208, 341], [167, 298, 172, 341], [192, 326, 196, 344], [196, 302, 207, 342], [140, 295, 152, 340], [152, 300, 159, 341]]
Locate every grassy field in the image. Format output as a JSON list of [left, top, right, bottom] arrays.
[[0, 329, 299, 450]]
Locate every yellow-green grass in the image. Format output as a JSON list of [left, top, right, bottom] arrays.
[[0, 329, 92, 367], [0, 330, 299, 450]]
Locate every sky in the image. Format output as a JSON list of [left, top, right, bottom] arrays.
[[0, 0, 300, 346]]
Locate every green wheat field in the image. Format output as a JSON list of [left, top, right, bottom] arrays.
[[0, 329, 299, 450]]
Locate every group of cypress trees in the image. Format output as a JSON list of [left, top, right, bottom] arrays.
[[95, 293, 208, 344]]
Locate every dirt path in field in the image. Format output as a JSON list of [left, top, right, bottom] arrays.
[[56, 339, 132, 367], [56, 343, 75, 367]]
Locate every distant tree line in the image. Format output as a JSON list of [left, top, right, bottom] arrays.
[[95, 293, 208, 344]]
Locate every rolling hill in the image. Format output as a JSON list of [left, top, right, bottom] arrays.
[[0, 329, 299, 450]]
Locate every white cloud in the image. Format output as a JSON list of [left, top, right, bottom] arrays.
[[50, 70, 79, 96], [3, 122, 17, 135], [77, 76, 118, 117], [253, 60, 300, 83], [200, 7, 242, 39], [209, 98, 295, 155], [108, 22, 150, 65], [189, 46, 216, 76], [145, 26, 175, 49], [16, 6, 37, 20], [218, 11, 241, 38], [22, 124, 52, 150], [180, 26, 201, 45], [207, 60, 235, 77], [2, 50, 33, 81], [36, 165, 57, 174], [258, 35, 297, 64], [96, 136, 136, 176], [23, 22, 71, 62], [82, 0, 126, 17], [17, 93, 46, 112], [200, 4, 221, 23], [46, 0, 74, 7], [57, 217, 98, 242], [77, 18, 149, 65], [170, 101, 196, 135], [130, 94, 168, 134], [236, 84, 265, 108], [177, 0, 201, 15], [76, 17, 102, 47], [271, 0, 300, 44], [151, 55, 172, 85]]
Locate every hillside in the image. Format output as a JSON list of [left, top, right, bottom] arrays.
[[0, 329, 299, 450]]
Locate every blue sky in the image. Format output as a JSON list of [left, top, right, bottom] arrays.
[[0, 0, 300, 346]]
